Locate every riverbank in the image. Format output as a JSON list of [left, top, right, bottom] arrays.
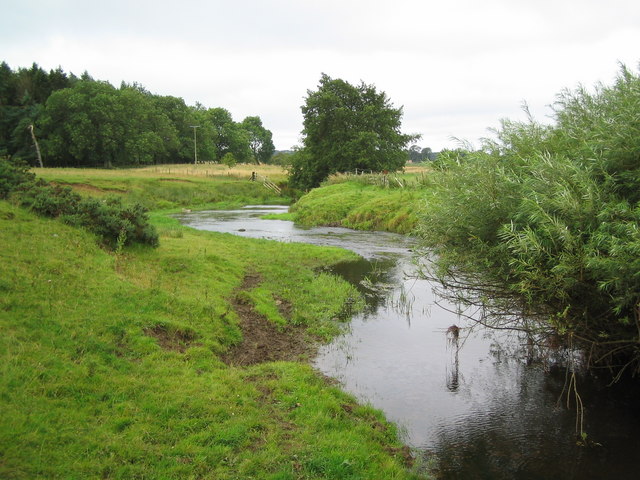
[[290, 177, 425, 234], [0, 166, 424, 479], [290, 175, 640, 479]]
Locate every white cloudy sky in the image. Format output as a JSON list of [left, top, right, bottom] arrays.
[[2, 0, 639, 151]]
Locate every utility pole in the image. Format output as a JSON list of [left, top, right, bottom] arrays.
[[189, 125, 200, 164]]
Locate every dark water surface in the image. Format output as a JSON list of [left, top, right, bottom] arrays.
[[176, 206, 640, 479]]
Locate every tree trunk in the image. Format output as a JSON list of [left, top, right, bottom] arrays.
[[28, 124, 43, 168]]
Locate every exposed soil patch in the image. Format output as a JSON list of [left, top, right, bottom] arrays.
[[274, 295, 293, 319], [52, 182, 127, 194], [229, 282, 416, 468], [222, 273, 316, 366], [241, 272, 262, 290], [158, 178, 195, 183], [144, 324, 197, 353]]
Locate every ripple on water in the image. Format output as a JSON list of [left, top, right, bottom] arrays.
[[178, 206, 640, 480]]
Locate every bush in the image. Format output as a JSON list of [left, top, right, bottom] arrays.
[[417, 65, 640, 378], [0, 158, 35, 199], [64, 196, 160, 248], [23, 182, 82, 217], [0, 159, 158, 248]]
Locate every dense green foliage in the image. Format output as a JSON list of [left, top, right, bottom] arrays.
[[241, 116, 276, 164], [1, 159, 158, 247], [0, 62, 71, 162], [0, 159, 35, 198], [418, 65, 640, 379], [0, 62, 275, 167], [0, 200, 421, 479], [39, 80, 179, 167], [289, 74, 416, 190]]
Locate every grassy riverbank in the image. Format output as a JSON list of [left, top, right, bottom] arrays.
[[290, 179, 425, 234], [0, 166, 424, 479]]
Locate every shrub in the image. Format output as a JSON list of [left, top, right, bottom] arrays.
[[0, 158, 35, 199], [417, 65, 640, 378], [0, 159, 158, 248], [64, 196, 159, 248]]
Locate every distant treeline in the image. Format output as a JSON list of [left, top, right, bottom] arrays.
[[0, 62, 275, 167], [405, 144, 438, 163]]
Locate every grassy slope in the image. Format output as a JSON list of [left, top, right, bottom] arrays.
[[0, 189, 421, 478], [291, 182, 423, 234]]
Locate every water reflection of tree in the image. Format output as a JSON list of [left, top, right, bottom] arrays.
[[415, 255, 599, 445], [418, 367, 621, 480], [446, 325, 461, 392], [415, 257, 578, 370], [330, 256, 403, 313]]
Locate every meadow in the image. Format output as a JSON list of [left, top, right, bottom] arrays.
[[0, 164, 424, 479], [36, 163, 290, 211]]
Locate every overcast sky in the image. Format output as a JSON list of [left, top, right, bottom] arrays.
[[2, 0, 639, 151]]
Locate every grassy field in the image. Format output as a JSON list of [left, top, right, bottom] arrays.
[[36, 163, 291, 211], [0, 166, 425, 479], [37, 163, 289, 182]]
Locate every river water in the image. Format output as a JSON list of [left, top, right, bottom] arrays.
[[175, 206, 640, 480]]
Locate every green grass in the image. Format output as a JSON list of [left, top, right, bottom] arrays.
[[0, 198, 423, 479], [36, 164, 291, 211], [291, 182, 423, 234], [261, 212, 295, 221]]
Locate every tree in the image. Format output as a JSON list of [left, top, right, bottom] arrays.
[[406, 145, 436, 162], [117, 84, 178, 165], [271, 150, 293, 166], [0, 62, 74, 164], [290, 74, 417, 189], [407, 144, 423, 162], [38, 80, 179, 167], [221, 152, 237, 168], [188, 104, 217, 162], [152, 94, 195, 163], [48, 66, 74, 92], [0, 61, 16, 107], [1, 62, 277, 168], [205, 108, 251, 163], [42, 80, 122, 167], [240, 116, 275, 164], [422, 147, 437, 161]]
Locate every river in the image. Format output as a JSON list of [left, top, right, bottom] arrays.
[[175, 205, 640, 480]]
